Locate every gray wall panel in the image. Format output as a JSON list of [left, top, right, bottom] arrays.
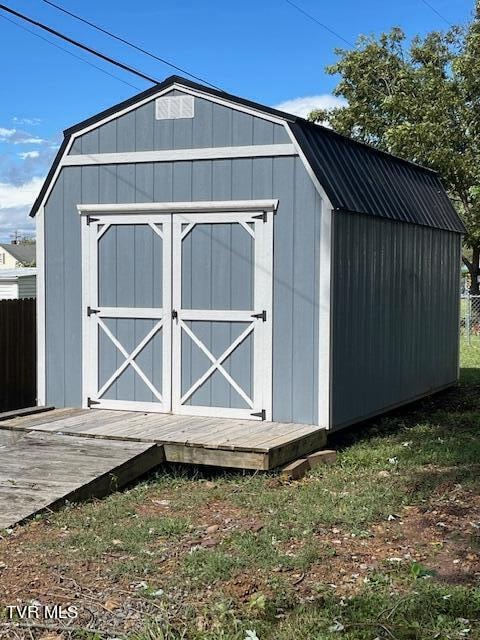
[[331, 212, 461, 429], [44, 154, 321, 425], [70, 93, 288, 153]]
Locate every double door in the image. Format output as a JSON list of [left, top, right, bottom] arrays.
[[82, 210, 273, 420]]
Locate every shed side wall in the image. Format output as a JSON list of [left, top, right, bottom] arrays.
[[331, 211, 461, 429], [44, 157, 321, 424]]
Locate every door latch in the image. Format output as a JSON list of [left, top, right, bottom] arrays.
[[172, 309, 178, 320]]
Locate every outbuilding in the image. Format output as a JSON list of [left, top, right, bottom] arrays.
[[0, 268, 37, 300], [31, 76, 464, 432]]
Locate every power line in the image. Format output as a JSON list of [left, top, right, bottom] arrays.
[[419, 0, 452, 27], [285, 0, 354, 47], [40, 0, 221, 90], [0, 13, 142, 91], [0, 2, 159, 84]]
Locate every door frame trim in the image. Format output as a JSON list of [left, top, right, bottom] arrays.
[[77, 199, 278, 215]]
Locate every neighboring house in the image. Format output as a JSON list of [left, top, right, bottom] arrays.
[[0, 268, 37, 300], [31, 75, 463, 431], [0, 243, 36, 268]]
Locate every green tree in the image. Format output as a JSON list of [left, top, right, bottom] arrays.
[[310, 4, 480, 293]]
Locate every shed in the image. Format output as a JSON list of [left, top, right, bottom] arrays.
[[0, 268, 37, 300], [31, 76, 464, 431]]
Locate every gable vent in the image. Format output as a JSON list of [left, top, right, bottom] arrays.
[[155, 95, 194, 120]]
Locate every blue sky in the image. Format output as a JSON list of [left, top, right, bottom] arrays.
[[0, 0, 474, 241]]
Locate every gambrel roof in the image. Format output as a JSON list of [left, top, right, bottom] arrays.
[[31, 75, 464, 233]]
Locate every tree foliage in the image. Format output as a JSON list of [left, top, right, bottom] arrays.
[[310, 3, 480, 291]]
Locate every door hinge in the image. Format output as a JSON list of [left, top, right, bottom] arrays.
[[251, 409, 266, 420], [252, 212, 267, 222], [251, 310, 267, 322], [86, 216, 100, 226], [87, 306, 100, 316], [87, 397, 101, 408], [172, 309, 178, 320]]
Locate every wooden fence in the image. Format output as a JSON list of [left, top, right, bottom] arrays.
[[0, 298, 36, 412]]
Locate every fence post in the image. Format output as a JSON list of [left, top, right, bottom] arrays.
[[466, 294, 471, 346]]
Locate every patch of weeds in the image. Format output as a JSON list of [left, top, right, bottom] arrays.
[[183, 547, 241, 585], [264, 581, 480, 639], [410, 561, 437, 580], [47, 513, 189, 560]]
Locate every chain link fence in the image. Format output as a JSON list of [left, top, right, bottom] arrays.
[[460, 294, 480, 345]]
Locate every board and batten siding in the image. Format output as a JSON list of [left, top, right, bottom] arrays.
[[330, 211, 461, 430], [69, 92, 290, 155], [44, 156, 322, 424]]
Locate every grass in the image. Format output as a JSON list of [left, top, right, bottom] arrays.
[[1, 341, 480, 639]]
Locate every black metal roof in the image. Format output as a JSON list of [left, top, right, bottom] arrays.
[[30, 75, 465, 233], [290, 121, 465, 233]]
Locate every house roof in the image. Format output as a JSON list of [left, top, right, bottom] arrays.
[[30, 75, 465, 234], [0, 267, 37, 280], [0, 243, 36, 265]]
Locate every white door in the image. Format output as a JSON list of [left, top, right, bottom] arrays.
[[83, 209, 273, 420], [83, 214, 171, 412], [171, 211, 273, 420]]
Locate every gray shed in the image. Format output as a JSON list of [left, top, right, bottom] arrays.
[[32, 76, 464, 431]]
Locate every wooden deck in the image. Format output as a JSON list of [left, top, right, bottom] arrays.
[[0, 408, 327, 470], [0, 428, 163, 529]]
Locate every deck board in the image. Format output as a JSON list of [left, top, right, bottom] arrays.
[[0, 409, 327, 470]]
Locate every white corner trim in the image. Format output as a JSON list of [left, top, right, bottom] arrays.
[[63, 144, 296, 166], [77, 199, 279, 215], [36, 206, 46, 406], [283, 123, 334, 429], [318, 200, 333, 430]]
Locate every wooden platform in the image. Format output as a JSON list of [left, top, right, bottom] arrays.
[[0, 408, 327, 470], [0, 428, 163, 529]]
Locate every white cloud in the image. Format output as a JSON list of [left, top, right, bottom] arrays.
[[0, 206, 35, 242], [18, 151, 40, 160], [14, 136, 45, 145], [13, 117, 42, 126], [273, 94, 347, 119], [0, 126, 46, 145], [0, 127, 16, 141], [0, 177, 44, 209]]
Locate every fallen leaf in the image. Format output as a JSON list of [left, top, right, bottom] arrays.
[[206, 524, 220, 534], [104, 598, 121, 612]]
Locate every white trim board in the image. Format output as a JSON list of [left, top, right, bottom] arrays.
[[285, 123, 334, 430], [63, 144, 296, 166], [36, 206, 45, 406], [77, 199, 279, 215]]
